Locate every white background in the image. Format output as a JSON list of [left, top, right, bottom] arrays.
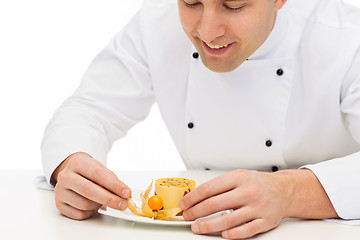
[[1, 0, 360, 172]]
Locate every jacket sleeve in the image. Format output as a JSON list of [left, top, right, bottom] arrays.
[[303, 48, 360, 220], [41, 8, 154, 185]]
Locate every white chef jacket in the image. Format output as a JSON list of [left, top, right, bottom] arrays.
[[41, 0, 360, 219]]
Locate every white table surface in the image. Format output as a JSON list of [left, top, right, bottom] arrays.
[[1, 170, 359, 240]]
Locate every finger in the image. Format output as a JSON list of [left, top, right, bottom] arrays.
[[56, 186, 101, 211], [181, 171, 240, 210], [183, 188, 244, 221], [60, 171, 128, 211], [56, 201, 95, 220], [69, 157, 131, 199], [222, 219, 267, 239], [191, 207, 255, 235]]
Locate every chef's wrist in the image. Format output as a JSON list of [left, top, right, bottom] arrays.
[[273, 169, 338, 219]]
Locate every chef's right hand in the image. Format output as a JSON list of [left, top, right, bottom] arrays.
[[52, 152, 131, 220]]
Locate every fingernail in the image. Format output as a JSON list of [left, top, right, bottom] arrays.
[[119, 200, 127, 210], [122, 189, 130, 198], [179, 200, 185, 210], [192, 223, 199, 234], [222, 231, 228, 239]]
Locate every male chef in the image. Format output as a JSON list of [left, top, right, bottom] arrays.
[[42, 0, 360, 239]]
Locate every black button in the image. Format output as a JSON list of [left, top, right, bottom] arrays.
[[265, 140, 272, 147], [272, 166, 279, 172], [205, 168, 211, 171], [192, 52, 199, 59], [188, 122, 194, 129], [277, 68, 284, 76]]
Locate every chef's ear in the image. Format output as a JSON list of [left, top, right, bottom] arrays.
[[274, 0, 287, 11]]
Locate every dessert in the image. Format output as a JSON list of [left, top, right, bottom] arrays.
[[155, 178, 196, 209], [127, 177, 196, 220]]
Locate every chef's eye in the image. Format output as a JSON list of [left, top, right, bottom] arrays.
[[224, 4, 245, 12], [183, 0, 200, 8], [224, 5, 244, 12]]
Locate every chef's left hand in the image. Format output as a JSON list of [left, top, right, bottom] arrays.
[[179, 169, 289, 239]]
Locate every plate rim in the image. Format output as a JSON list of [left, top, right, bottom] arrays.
[[98, 207, 194, 226]]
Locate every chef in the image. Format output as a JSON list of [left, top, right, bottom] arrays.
[[41, 0, 360, 239]]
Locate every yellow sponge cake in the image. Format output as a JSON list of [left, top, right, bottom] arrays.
[[155, 178, 196, 209]]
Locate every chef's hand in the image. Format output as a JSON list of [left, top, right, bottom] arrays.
[[52, 152, 131, 220], [179, 169, 337, 239]]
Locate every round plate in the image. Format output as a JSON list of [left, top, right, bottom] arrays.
[[98, 188, 231, 226], [98, 188, 193, 226]]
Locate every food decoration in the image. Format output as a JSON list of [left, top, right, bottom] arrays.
[[127, 178, 196, 220], [148, 196, 163, 210]]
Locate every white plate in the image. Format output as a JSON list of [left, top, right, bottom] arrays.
[[98, 188, 194, 226], [98, 207, 194, 226], [98, 188, 231, 227]]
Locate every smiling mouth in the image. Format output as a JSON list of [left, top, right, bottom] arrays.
[[202, 41, 233, 55], [205, 42, 229, 49]]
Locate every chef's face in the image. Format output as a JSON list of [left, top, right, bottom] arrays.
[[178, 0, 287, 72]]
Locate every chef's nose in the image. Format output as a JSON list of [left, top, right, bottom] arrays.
[[198, 9, 225, 44]]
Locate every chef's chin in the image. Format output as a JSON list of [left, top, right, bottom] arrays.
[[200, 55, 247, 73]]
